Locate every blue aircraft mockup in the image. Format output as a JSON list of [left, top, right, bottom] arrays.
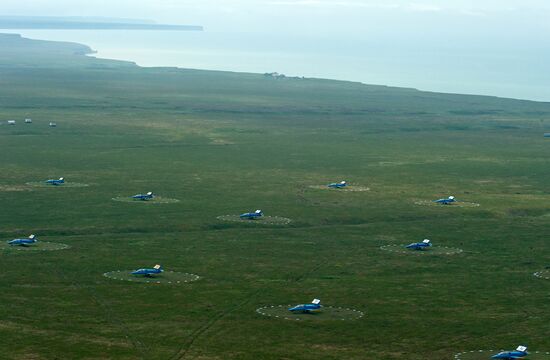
[[406, 239, 432, 250], [492, 346, 528, 359], [8, 234, 37, 246], [132, 192, 154, 201], [288, 299, 322, 313], [328, 180, 347, 189], [240, 209, 263, 220], [434, 195, 455, 205], [45, 177, 64, 185], [131, 264, 163, 277]]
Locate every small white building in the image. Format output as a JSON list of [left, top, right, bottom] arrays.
[[49, 122, 57, 127], [7, 120, 15, 125], [25, 118, 32, 123]]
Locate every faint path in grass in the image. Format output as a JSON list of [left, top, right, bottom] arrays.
[[56, 268, 150, 359], [169, 258, 329, 360], [289, 259, 327, 283], [295, 186, 321, 206], [168, 288, 263, 360], [84, 284, 151, 359]]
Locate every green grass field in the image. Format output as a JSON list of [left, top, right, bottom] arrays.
[[0, 33, 549, 360]]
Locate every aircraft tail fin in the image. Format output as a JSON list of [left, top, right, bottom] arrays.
[[423, 239, 430, 244], [59, 177, 64, 181], [255, 209, 262, 214], [153, 264, 162, 270], [516, 346, 527, 352], [312, 298, 321, 305], [449, 196, 455, 200], [147, 192, 153, 196], [29, 234, 36, 240]]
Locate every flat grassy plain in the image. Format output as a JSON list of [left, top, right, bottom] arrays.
[[0, 33, 549, 360]]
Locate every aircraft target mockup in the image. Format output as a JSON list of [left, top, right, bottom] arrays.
[[328, 180, 347, 189], [288, 299, 322, 313], [240, 209, 263, 220], [406, 239, 432, 250], [491, 346, 528, 359], [434, 196, 455, 205], [132, 192, 154, 201], [131, 264, 163, 277], [8, 234, 37, 246], [45, 177, 64, 185]]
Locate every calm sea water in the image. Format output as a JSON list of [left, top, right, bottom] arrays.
[[5, 29, 550, 102]]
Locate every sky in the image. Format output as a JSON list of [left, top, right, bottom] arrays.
[[1, 1, 549, 101], [2, 0, 550, 34], [3, 0, 549, 55]]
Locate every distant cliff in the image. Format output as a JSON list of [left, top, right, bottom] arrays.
[[0, 33, 138, 68], [0, 16, 203, 31], [0, 33, 93, 55]]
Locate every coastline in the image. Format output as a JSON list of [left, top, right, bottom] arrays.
[[2, 31, 549, 103]]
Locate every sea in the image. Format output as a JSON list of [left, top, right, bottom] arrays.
[[4, 29, 550, 102]]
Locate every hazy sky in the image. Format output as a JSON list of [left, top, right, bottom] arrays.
[[2, 1, 548, 56], [2, 0, 550, 34], [2, 1, 549, 59]]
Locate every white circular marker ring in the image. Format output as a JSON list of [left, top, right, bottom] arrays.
[[111, 196, 180, 204], [414, 200, 480, 208], [216, 215, 292, 225], [0, 241, 70, 252], [308, 185, 370, 192], [380, 244, 463, 255], [26, 181, 89, 188], [256, 305, 364, 321], [103, 270, 200, 284]]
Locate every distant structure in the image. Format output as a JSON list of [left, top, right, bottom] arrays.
[[264, 72, 286, 79], [25, 118, 32, 123], [264, 72, 306, 80], [49, 122, 57, 127], [544, 133, 550, 138], [7, 120, 15, 125]]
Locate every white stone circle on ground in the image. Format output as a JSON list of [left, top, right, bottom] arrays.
[[0, 241, 70, 251], [111, 196, 180, 204], [414, 200, 480, 208], [216, 215, 292, 225], [380, 244, 463, 255], [256, 305, 364, 321], [26, 182, 90, 188], [103, 270, 200, 284], [534, 270, 550, 280], [454, 350, 550, 359], [308, 185, 370, 192]]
